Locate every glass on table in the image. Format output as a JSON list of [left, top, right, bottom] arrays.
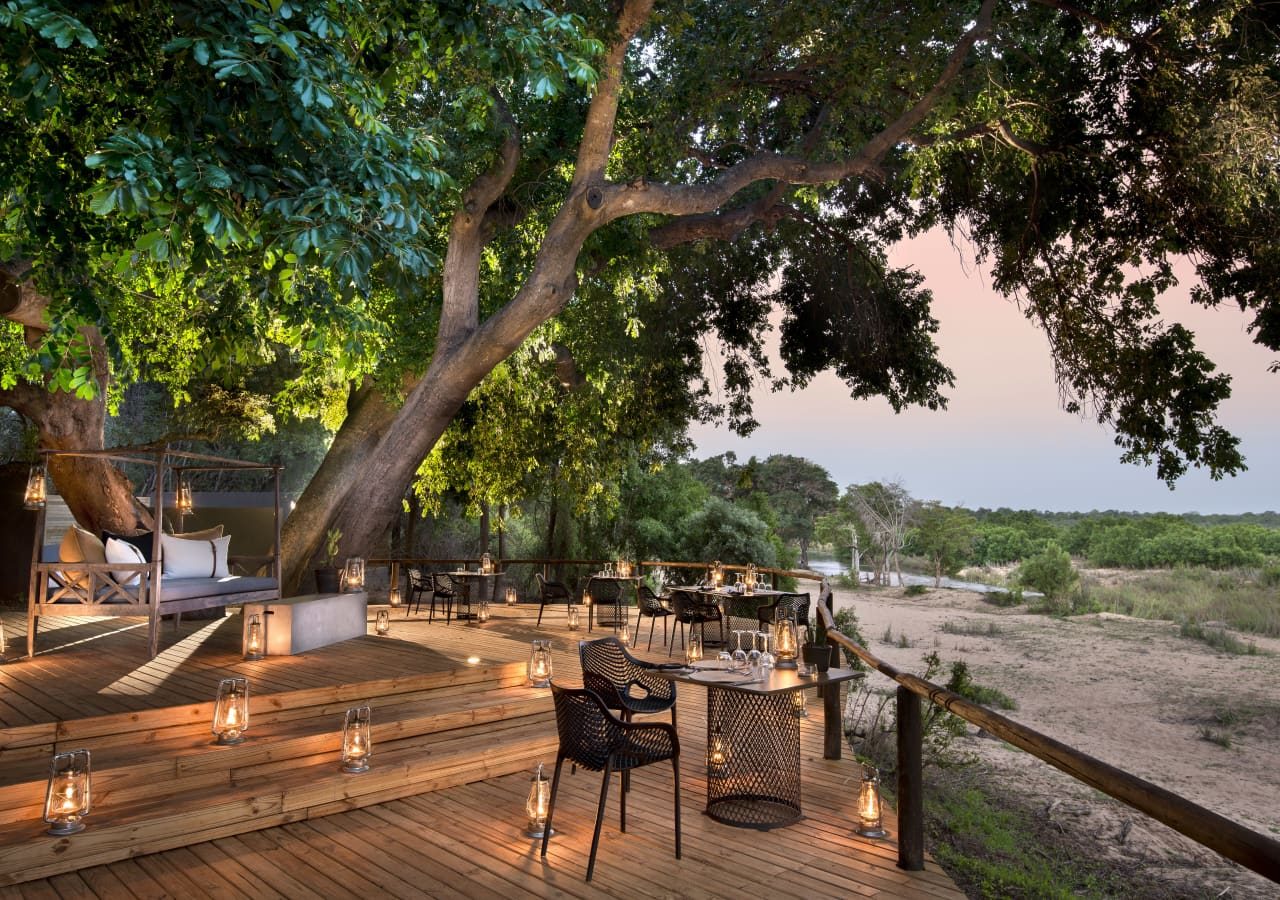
[[731, 630, 749, 672], [758, 630, 775, 670]]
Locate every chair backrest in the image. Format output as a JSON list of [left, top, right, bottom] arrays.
[[550, 683, 624, 771], [776, 592, 811, 626], [579, 637, 638, 687], [408, 567, 426, 587], [669, 589, 699, 620], [433, 572, 456, 593], [536, 572, 571, 601], [585, 576, 621, 603], [637, 584, 666, 613]]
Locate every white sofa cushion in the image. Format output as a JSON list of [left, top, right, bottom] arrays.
[[104, 537, 147, 586], [161, 533, 231, 578]]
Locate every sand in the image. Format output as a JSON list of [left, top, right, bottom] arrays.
[[830, 582, 1280, 898]]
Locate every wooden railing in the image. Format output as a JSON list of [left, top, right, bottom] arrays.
[[815, 601, 1280, 883]]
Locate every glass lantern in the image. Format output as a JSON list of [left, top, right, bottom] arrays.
[[375, 609, 390, 635], [244, 614, 265, 660], [480, 552, 494, 575], [343, 557, 365, 592], [618, 626, 632, 648], [524, 762, 553, 838], [527, 640, 553, 687], [505, 586, 518, 606], [791, 689, 808, 719], [24, 462, 48, 510], [710, 560, 723, 587], [388, 584, 402, 608], [44, 749, 91, 835], [773, 612, 799, 668], [566, 605, 580, 631], [341, 706, 372, 773], [175, 479, 194, 517], [685, 634, 703, 666], [706, 728, 729, 778], [212, 677, 249, 745], [477, 599, 490, 623], [856, 765, 887, 837]]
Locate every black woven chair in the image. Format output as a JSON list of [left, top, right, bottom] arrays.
[[633, 585, 673, 650], [579, 636, 678, 728], [668, 589, 721, 657], [535, 572, 575, 627], [431, 572, 460, 624], [585, 575, 626, 631], [543, 683, 681, 882], [757, 591, 811, 630], [406, 567, 430, 617]]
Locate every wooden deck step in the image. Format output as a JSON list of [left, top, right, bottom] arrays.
[[0, 661, 557, 886]]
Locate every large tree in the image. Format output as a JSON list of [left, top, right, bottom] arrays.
[[5, 1, 1279, 594]]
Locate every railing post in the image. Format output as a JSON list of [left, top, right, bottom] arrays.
[[896, 685, 924, 870]]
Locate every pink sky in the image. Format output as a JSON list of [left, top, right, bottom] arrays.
[[689, 230, 1279, 513]]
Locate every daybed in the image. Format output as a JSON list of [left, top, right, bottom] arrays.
[[26, 445, 282, 658]]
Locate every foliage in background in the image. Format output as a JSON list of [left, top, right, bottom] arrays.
[[908, 503, 978, 586], [1014, 542, 1078, 600]]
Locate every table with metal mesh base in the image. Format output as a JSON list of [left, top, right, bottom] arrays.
[[706, 686, 801, 829]]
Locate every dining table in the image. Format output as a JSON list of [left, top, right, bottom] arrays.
[[583, 574, 643, 633], [444, 570, 496, 621], [655, 662, 864, 830]]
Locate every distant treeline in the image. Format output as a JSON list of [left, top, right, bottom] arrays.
[[966, 509, 1280, 569]]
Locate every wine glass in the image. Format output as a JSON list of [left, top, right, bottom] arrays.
[[758, 630, 775, 670], [731, 630, 748, 672], [745, 631, 762, 672]]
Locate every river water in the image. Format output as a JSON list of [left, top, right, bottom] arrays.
[[802, 555, 1017, 594]]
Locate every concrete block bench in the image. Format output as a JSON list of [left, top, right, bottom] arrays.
[[242, 592, 368, 655]]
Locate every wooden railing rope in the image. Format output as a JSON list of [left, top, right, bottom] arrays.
[[816, 601, 1280, 883]]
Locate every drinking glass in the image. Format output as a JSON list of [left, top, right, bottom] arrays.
[[731, 630, 748, 672], [758, 631, 775, 670]]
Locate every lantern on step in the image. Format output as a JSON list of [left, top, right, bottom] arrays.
[[342, 557, 365, 592], [212, 677, 249, 745], [856, 764, 887, 838], [23, 461, 48, 511], [340, 706, 372, 773], [527, 640, 553, 687], [525, 762, 553, 838], [706, 728, 729, 778], [477, 599, 491, 623], [505, 586, 518, 606], [175, 478, 194, 517], [375, 609, 391, 635], [43, 749, 91, 835], [480, 552, 494, 575], [388, 584, 402, 608], [773, 612, 799, 669], [566, 605, 580, 631], [244, 614, 265, 660], [791, 690, 808, 719]]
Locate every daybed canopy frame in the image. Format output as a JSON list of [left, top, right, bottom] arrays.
[[26, 444, 282, 658]]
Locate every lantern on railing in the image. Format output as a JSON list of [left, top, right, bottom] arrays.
[[505, 586, 518, 606], [175, 479, 194, 517], [856, 765, 887, 837], [477, 599, 491, 623], [706, 728, 729, 778], [212, 677, 249, 745], [685, 634, 702, 666], [375, 609, 391, 635], [525, 762, 553, 838], [343, 557, 365, 592], [244, 614, 265, 660], [480, 552, 494, 575], [340, 706, 372, 773], [791, 690, 808, 719], [710, 560, 723, 587], [527, 640, 553, 687], [773, 612, 799, 668], [23, 461, 48, 511], [388, 584, 402, 608], [43, 749, 91, 835], [566, 604, 580, 631]]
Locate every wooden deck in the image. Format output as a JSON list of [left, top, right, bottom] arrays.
[[0, 604, 964, 899]]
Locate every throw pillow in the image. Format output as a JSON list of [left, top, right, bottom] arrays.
[[161, 533, 231, 578], [58, 526, 107, 588], [101, 529, 155, 563], [164, 524, 224, 541], [104, 538, 147, 586]]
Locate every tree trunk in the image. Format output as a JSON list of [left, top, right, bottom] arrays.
[[479, 501, 490, 556], [497, 503, 507, 560], [405, 490, 419, 559], [799, 536, 810, 569], [934, 559, 942, 588]]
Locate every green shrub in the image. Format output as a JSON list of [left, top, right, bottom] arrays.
[[980, 588, 1024, 607], [1015, 543, 1077, 599], [904, 583, 929, 597], [831, 607, 868, 670], [1179, 620, 1260, 655]]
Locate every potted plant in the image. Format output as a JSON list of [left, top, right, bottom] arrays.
[[801, 622, 840, 673], [315, 527, 343, 594]]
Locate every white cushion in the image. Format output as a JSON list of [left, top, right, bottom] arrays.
[[104, 538, 147, 586], [58, 526, 106, 588], [161, 533, 231, 578]]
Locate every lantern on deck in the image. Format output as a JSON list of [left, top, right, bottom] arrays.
[[856, 765, 887, 838], [340, 706, 372, 773], [706, 728, 729, 778], [24, 462, 48, 511], [212, 677, 249, 745], [528, 640, 553, 687], [685, 634, 702, 666], [791, 690, 808, 719], [175, 479, 194, 517], [244, 614, 265, 660], [618, 626, 632, 648], [388, 584, 402, 608], [477, 599, 491, 623], [524, 762, 553, 837], [566, 604, 580, 631], [773, 612, 799, 668], [480, 552, 494, 575], [342, 558, 365, 592], [375, 609, 391, 635], [43, 749, 91, 835], [505, 586, 518, 606]]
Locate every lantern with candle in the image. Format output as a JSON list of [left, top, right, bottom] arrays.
[[175, 478, 194, 517], [773, 611, 799, 668], [706, 728, 729, 777], [244, 614, 265, 660], [856, 765, 887, 837], [480, 552, 494, 575], [566, 604, 580, 631], [43, 749, 91, 835], [375, 609, 391, 635], [528, 640, 553, 687], [23, 461, 48, 510], [477, 599, 490, 622], [342, 557, 365, 592], [524, 762, 554, 837], [791, 690, 808, 719], [388, 584, 402, 608], [341, 706, 372, 773], [505, 586, 518, 606], [212, 677, 249, 745], [685, 634, 703, 666]]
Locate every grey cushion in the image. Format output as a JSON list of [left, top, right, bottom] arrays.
[[158, 576, 277, 602]]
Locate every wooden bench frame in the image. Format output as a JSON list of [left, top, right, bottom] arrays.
[[26, 444, 282, 659]]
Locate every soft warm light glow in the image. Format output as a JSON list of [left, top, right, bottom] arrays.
[[616, 559, 632, 578], [618, 627, 631, 647], [43, 749, 91, 835], [244, 614, 264, 660], [791, 690, 808, 718], [478, 600, 490, 622], [857, 766, 886, 837], [774, 614, 799, 665], [707, 729, 729, 777], [375, 610, 390, 635], [527, 640, 552, 687], [343, 558, 365, 592], [710, 560, 723, 587], [388, 585, 402, 608], [525, 762, 553, 837], [566, 605, 580, 631], [505, 586, 518, 606], [212, 677, 249, 744], [685, 635, 703, 665], [175, 480, 194, 517], [480, 552, 494, 575], [466, 655, 482, 665], [24, 463, 47, 511], [341, 706, 372, 773]]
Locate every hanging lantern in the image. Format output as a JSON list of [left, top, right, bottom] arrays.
[[340, 706, 372, 773], [43, 749, 91, 836], [480, 552, 494, 575], [527, 640, 553, 687], [244, 614, 265, 661], [791, 690, 808, 719], [706, 728, 729, 777], [524, 762, 554, 838], [388, 584, 402, 608], [505, 586, 518, 606], [566, 605, 580, 631], [175, 479, 194, 517], [343, 558, 365, 592], [375, 609, 391, 635], [477, 599, 491, 623], [773, 612, 799, 668], [23, 462, 48, 511], [856, 765, 887, 838], [685, 634, 703, 666], [212, 677, 249, 745]]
